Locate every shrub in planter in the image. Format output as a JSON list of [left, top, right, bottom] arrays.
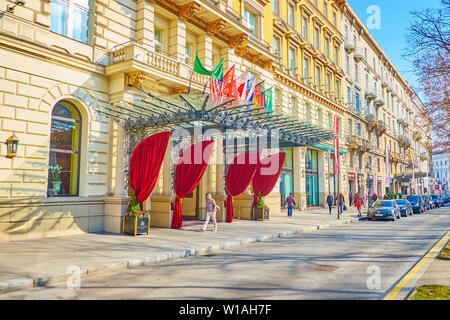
[[122, 188, 150, 236], [253, 192, 269, 221]]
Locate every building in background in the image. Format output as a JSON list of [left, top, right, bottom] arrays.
[[339, 2, 431, 200], [0, 0, 432, 241], [432, 152, 449, 197]]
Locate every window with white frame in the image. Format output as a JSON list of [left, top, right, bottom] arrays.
[[273, 36, 280, 56], [288, 3, 295, 27], [244, 8, 257, 37], [154, 27, 164, 53], [302, 16, 308, 39], [50, 0, 91, 44], [288, 47, 296, 76], [273, 0, 280, 15]]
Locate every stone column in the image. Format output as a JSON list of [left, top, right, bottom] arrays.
[[104, 123, 129, 234], [169, 19, 186, 62], [136, 0, 155, 51], [198, 34, 213, 69]]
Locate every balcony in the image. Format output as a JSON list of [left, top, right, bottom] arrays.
[[381, 80, 389, 89], [354, 48, 364, 62], [420, 152, 429, 161], [374, 97, 385, 108], [366, 114, 379, 133], [344, 40, 356, 53], [376, 120, 387, 136], [413, 130, 422, 142], [397, 135, 412, 149], [389, 150, 402, 164], [346, 135, 370, 153], [365, 88, 377, 101], [107, 41, 209, 90]]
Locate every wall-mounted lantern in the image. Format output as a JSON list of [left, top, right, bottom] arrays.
[[6, 134, 19, 158]]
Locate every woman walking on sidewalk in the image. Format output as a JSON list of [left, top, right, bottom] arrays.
[[285, 193, 296, 217], [354, 193, 364, 217], [201, 193, 220, 232]]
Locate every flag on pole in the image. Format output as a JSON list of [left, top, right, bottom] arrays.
[[333, 116, 340, 175], [254, 84, 264, 106], [246, 76, 256, 102], [262, 87, 273, 112], [221, 65, 236, 98], [193, 52, 224, 80], [235, 69, 249, 89], [209, 77, 221, 106]]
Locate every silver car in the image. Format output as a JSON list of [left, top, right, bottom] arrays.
[[367, 200, 402, 221]]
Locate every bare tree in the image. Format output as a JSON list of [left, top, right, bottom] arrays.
[[405, 0, 450, 152]]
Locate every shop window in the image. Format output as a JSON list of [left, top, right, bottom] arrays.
[[50, 0, 91, 44], [48, 100, 82, 197]]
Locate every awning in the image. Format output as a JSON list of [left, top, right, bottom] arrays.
[[312, 143, 347, 154], [98, 92, 334, 148]]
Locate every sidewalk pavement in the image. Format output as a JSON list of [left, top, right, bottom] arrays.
[[0, 207, 360, 295]]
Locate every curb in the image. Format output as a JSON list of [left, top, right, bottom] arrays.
[[0, 216, 359, 295]]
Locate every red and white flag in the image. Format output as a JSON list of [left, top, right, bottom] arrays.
[[209, 77, 221, 106], [333, 116, 340, 175]]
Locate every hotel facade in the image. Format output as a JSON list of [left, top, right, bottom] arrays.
[[0, 0, 432, 241]]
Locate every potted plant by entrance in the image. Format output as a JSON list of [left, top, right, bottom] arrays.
[[122, 188, 150, 236], [48, 165, 62, 195], [253, 192, 270, 221]]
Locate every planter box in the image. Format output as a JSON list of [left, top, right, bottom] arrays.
[[252, 207, 269, 221], [122, 215, 150, 236]]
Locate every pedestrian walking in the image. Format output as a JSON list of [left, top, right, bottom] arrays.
[[285, 193, 296, 217], [354, 193, 364, 217], [337, 192, 345, 214], [201, 193, 220, 232], [349, 191, 353, 206], [326, 192, 334, 214]]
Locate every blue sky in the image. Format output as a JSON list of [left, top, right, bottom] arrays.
[[346, 0, 443, 92]]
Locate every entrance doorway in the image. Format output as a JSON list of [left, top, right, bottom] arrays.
[[306, 149, 319, 206], [280, 148, 294, 206]]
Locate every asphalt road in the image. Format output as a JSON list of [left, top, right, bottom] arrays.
[[2, 205, 449, 300]]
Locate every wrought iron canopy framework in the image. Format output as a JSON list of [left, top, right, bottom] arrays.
[[98, 92, 335, 148]]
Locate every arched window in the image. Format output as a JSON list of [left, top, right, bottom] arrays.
[[47, 100, 82, 197]]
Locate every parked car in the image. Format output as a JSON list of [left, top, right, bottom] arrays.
[[396, 199, 413, 217], [425, 195, 435, 210], [407, 195, 425, 214], [430, 195, 443, 208], [367, 200, 401, 221]]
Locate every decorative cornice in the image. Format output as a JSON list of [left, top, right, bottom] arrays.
[[125, 71, 146, 87], [206, 19, 227, 35], [251, 53, 263, 63], [179, 2, 200, 21], [274, 71, 345, 114], [235, 46, 249, 57], [172, 86, 188, 94], [229, 33, 248, 48]]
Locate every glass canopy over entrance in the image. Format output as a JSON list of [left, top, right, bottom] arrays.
[[98, 93, 335, 148]]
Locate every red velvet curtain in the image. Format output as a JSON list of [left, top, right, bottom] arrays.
[[130, 131, 171, 203], [225, 152, 260, 223], [252, 152, 286, 207], [171, 140, 215, 229]]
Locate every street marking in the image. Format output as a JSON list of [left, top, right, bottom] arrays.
[[384, 229, 450, 300]]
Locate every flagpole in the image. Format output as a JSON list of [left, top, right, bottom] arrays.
[[202, 77, 211, 94], [188, 49, 200, 94]]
